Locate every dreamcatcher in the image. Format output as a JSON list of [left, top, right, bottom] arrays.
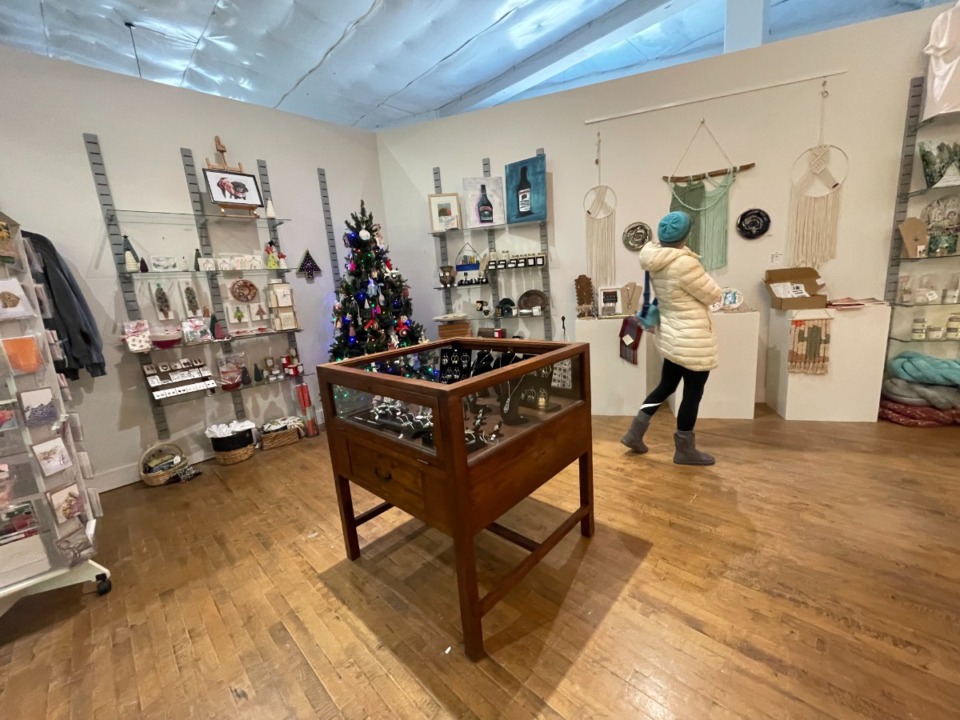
[[584, 132, 616, 288], [787, 80, 848, 269]]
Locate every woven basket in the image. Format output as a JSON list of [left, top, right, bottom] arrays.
[[261, 427, 300, 451], [140, 443, 188, 487], [215, 444, 255, 465]]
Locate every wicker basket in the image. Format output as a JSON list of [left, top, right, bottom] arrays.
[[261, 427, 300, 451], [140, 443, 188, 487], [215, 444, 255, 465]]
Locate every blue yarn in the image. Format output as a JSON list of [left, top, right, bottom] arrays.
[[889, 351, 960, 387]]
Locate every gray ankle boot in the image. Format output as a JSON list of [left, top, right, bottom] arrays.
[[621, 413, 651, 453], [673, 431, 715, 466]]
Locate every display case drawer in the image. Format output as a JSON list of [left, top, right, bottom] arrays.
[[348, 441, 426, 516]]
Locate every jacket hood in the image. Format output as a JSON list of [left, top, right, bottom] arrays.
[[639, 241, 698, 272]]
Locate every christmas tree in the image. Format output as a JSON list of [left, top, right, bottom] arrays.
[[329, 201, 426, 362], [297, 250, 321, 279]]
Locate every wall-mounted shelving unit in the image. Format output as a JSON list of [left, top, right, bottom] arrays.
[[85, 134, 304, 441], [431, 150, 553, 340]]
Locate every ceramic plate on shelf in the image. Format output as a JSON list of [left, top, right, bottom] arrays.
[[735, 209, 771, 239], [517, 289, 548, 310], [230, 279, 259, 303], [720, 287, 744, 310], [622, 222, 652, 251]]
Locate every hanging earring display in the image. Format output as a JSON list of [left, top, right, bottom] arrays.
[[664, 120, 754, 272], [787, 80, 847, 269], [584, 132, 617, 287]]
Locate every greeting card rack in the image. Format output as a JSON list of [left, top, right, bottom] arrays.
[[84, 134, 304, 441], [0, 211, 111, 617], [430, 150, 553, 341]]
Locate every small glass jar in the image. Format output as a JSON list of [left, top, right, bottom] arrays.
[[946, 314, 960, 340], [912, 317, 928, 340], [926, 325, 945, 340]]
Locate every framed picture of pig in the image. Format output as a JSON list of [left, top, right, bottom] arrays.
[[202, 169, 264, 208]]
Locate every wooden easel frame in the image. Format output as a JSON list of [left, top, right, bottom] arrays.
[[205, 135, 259, 218]]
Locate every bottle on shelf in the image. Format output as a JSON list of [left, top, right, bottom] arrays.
[[477, 185, 493, 224], [517, 167, 532, 217]]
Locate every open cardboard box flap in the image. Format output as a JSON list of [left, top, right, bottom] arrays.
[[763, 267, 828, 310]]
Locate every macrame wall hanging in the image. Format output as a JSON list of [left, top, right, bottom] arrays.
[[664, 120, 754, 272], [788, 318, 831, 375], [787, 80, 848, 269], [584, 132, 616, 288]]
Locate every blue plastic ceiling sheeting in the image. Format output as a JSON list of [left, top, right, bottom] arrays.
[[0, 0, 934, 129]]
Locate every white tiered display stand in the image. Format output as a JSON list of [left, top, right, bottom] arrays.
[[0, 212, 110, 617]]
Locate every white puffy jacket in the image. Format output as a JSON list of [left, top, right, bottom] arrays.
[[639, 242, 723, 372]]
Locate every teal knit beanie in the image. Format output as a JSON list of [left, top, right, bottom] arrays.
[[658, 211, 693, 244]]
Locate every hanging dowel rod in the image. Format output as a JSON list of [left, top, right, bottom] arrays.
[[663, 162, 756, 182], [585, 69, 848, 125]]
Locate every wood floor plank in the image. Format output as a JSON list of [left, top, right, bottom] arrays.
[[0, 411, 957, 719]]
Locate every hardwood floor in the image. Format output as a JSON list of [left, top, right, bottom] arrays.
[[1, 410, 958, 719]]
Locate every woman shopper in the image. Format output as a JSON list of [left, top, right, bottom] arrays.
[[621, 210, 722, 465]]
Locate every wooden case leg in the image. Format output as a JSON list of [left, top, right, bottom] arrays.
[[334, 475, 361, 560], [453, 531, 485, 660], [579, 451, 595, 538]]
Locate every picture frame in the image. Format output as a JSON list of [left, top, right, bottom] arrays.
[[0, 278, 35, 321], [428, 193, 461, 233], [598, 286, 623, 316], [505, 154, 548, 224], [47, 483, 84, 526], [462, 178, 505, 229], [202, 168, 264, 208]]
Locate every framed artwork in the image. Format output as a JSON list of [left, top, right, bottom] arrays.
[[462, 177, 505, 229], [47, 483, 84, 526], [202, 169, 264, 208], [31, 437, 73, 477], [428, 193, 461, 233], [197, 257, 217, 272], [0, 404, 17, 432], [149, 256, 179, 272], [19, 387, 57, 428], [505, 154, 547, 224]]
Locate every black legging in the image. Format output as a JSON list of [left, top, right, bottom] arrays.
[[640, 359, 710, 432]]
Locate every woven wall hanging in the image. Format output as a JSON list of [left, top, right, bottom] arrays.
[[788, 318, 831, 375]]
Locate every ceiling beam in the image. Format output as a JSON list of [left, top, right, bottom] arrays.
[[437, 0, 699, 117], [724, 0, 769, 53]]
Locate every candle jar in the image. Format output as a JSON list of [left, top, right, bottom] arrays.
[[926, 326, 945, 340], [946, 314, 960, 339]]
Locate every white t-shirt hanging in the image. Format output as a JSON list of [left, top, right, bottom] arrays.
[[923, 1, 960, 121]]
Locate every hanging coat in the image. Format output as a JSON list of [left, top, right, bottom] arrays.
[[23, 231, 106, 379]]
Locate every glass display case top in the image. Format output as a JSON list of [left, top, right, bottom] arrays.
[[332, 343, 583, 457]]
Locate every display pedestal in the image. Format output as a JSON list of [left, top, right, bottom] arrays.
[[574, 318, 655, 415], [667, 311, 760, 420], [766, 305, 891, 422]]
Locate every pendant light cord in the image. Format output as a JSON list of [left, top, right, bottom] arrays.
[[125, 22, 143, 79]]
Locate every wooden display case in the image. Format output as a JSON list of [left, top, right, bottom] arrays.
[[316, 338, 593, 659]]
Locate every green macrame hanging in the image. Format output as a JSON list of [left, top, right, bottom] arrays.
[[665, 120, 752, 272]]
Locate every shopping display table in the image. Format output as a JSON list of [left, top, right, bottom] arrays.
[[317, 338, 593, 659]]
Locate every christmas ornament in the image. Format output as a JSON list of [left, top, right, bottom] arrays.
[[139, 258, 149, 273], [193, 248, 202, 271], [154, 283, 171, 320], [360, 230, 371, 240], [265, 199, 276, 219], [123, 235, 139, 272], [253, 363, 264, 383], [240, 366, 252, 385], [184, 286, 200, 316]]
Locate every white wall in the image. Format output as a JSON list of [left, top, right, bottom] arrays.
[[0, 45, 383, 490], [377, 6, 943, 402]]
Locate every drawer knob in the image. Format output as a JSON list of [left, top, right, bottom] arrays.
[[375, 468, 392, 482]]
